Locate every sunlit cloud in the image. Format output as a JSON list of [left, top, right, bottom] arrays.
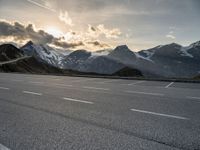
[[0, 20, 112, 50], [59, 11, 73, 26], [87, 24, 122, 39]]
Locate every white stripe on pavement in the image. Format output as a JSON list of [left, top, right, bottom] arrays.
[[72, 78, 96, 83], [126, 90, 164, 96], [11, 79, 23, 82], [23, 91, 42, 96], [63, 97, 94, 104], [187, 96, 200, 101], [54, 84, 73, 87], [29, 81, 44, 84], [83, 86, 110, 91], [0, 144, 10, 150], [128, 81, 145, 86], [0, 87, 10, 90], [130, 108, 189, 120], [165, 82, 174, 88]]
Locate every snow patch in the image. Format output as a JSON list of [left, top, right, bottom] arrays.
[[180, 46, 194, 58]]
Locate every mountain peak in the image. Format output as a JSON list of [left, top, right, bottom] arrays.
[[168, 43, 181, 47], [21, 41, 34, 49], [26, 41, 34, 45], [115, 45, 130, 51], [190, 40, 200, 47]]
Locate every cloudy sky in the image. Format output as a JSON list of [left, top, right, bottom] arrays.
[[0, 0, 200, 51]]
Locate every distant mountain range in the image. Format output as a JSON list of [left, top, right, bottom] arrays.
[[0, 40, 200, 79]]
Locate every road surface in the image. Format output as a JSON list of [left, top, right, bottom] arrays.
[[0, 73, 200, 150]]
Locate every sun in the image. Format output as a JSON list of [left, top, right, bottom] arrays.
[[46, 27, 63, 38]]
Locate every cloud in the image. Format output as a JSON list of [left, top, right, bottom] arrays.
[[88, 24, 122, 39], [0, 20, 83, 49], [166, 31, 176, 39], [0, 20, 112, 50], [26, 0, 56, 12], [59, 11, 73, 26], [26, 0, 73, 27], [53, 40, 83, 48], [87, 41, 110, 48]]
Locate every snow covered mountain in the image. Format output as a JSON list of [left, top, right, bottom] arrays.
[[9, 40, 200, 78], [136, 41, 200, 77], [61, 49, 128, 74], [21, 41, 65, 68]]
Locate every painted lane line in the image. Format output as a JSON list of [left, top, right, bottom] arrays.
[[130, 108, 189, 120], [52, 79, 61, 81], [98, 80, 121, 84], [128, 81, 146, 86], [0, 87, 10, 90], [29, 81, 44, 84], [187, 96, 200, 101], [23, 91, 42, 96], [11, 79, 23, 82], [126, 90, 164, 96], [54, 83, 73, 87], [0, 143, 10, 150], [83, 86, 110, 91], [63, 97, 94, 104], [165, 82, 174, 88], [72, 78, 96, 83]]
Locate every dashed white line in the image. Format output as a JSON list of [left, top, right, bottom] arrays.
[[126, 90, 164, 96], [72, 78, 96, 83], [98, 80, 120, 84], [11, 79, 23, 82], [128, 81, 146, 86], [0, 143, 10, 150], [29, 81, 44, 84], [187, 96, 200, 101], [130, 108, 189, 120], [54, 83, 73, 87], [165, 82, 174, 88], [0, 87, 10, 90], [23, 91, 42, 96], [83, 86, 110, 91], [52, 79, 61, 81], [63, 97, 94, 104]]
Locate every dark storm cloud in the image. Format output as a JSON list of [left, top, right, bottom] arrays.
[[87, 41, 110, 48], [0, 20, 54, 43], [0, 20, 84, 49], [53, 40, 84, 48]]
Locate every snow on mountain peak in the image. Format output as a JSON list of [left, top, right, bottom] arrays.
[[190, 41, 200, 48], [21, 41, 64, 67]]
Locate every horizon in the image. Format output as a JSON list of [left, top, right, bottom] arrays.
[[0, 0, 200, 51]]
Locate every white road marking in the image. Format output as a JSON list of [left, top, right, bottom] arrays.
[[98, 79, 120, 84], [52, 79, 61, 81], [187, 96, 200, 101], [29, 81, 44, 84], [72, 78, 96, 83], [12, 79, 23, 82], [83, 86, 110, 91], [130, 108, 189, 120], [63, 97, 94, 104], [126, 90, 164, 96], [54, 83, 73, 87], [165, 82, 174, 88], [0, 87, 10, 90], [128, 81, 146, 86], [23, 91, 42, 96], [0, 143, 10, 150]]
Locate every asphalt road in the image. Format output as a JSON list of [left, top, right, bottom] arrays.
[[0, 73, 200, 150]]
